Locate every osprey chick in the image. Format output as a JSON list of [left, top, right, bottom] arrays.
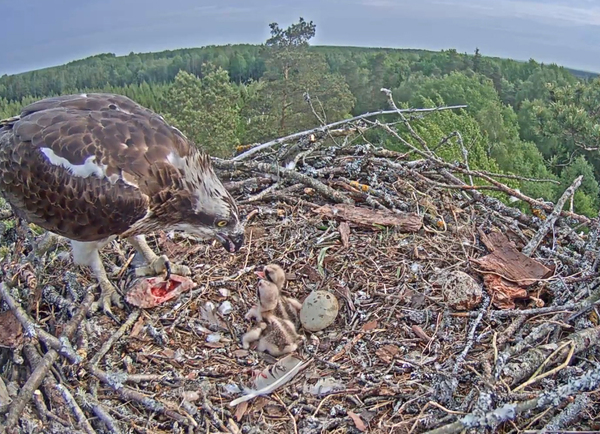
[[0, 93, 245, 315]]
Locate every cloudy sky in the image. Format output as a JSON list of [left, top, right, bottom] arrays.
[[2, 0, 600, 76]]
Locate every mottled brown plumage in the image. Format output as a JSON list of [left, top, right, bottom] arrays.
[[0, 93, 245, 315]]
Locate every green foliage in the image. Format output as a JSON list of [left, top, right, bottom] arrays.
[[237, 17, 355, 142], [161, 67, 240, 158], [406, 98, 498, 173], [556, 156, 599, 217]]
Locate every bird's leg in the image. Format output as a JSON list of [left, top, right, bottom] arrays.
[[127, 235, 191, 278], [71, 240, 123, 317]]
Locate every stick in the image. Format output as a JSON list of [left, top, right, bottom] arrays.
[[88, 365, 191, 426], [56, 383, 97, 434], [231, 104, 467, 160], [522, 175, 583, 257], [502, 326, 600, 387], [422, 365, 600, 434], [2, 344, 60, 432], [82, 393, 123, 434], [212, 159, 353, 205], [89, 309, 140, 367], [539, 393, 590, 433], [1, 291, 94, 433], [0, 283, 81, 364]]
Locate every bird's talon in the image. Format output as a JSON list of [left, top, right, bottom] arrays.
[[164, 259, 172, 281], [89, 281, 122, 320]]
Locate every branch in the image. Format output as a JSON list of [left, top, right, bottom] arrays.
[[1, 290, 94, 433], [522, 175, 583, 257], [87, 365, 193, 427], [423, 365, 600, 434], [212, 159, 354, 205], [230, 104, 467, 160], [0, 283, 81, 364], [89, 309, 140, 367]]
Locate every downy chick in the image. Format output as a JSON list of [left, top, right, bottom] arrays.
[[241, 316, 302, 356], [245, 263, 302, 327]]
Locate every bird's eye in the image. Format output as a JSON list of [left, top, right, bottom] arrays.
[[216, 220, 228, 228]]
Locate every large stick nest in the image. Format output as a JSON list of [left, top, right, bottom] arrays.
[[1, 98, 599, 434]]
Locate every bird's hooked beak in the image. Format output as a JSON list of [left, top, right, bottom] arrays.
[[215, 231, 245, 253], [255, 269, 265, 279]]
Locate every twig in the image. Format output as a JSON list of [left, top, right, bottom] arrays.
[[1, 291, 94, 433], [455, 131, 473, 186], [231, 104, 467, 160], [455, 302, 584, 319], [379, 122, 590, 224], [381, 87, 433, 154], [453, 294, 491, 375], [212, 159, 353, 205], [422, 365, 600, 434], [0, 282, 80, 363], [89, 309, 140, 367], [55, 383, 96, 434], [202, 394, 232, 433], [522, 175, 583, 257]]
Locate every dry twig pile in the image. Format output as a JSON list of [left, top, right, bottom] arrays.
[[0, 90, 599, 433]]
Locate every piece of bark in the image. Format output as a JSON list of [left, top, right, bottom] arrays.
[[0, 310, 23, 349], [338, 221, 351, 247], [314, 204, 422, 232], [473, 230, 553, 285], [473, 231, 553, 309], [482, 274, 529, 310]]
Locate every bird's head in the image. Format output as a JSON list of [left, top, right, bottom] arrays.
[[255, 263, 287, 289], [168, 152, 245, 254]]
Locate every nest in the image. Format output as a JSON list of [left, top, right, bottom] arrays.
[[1, 95, 600, 434]]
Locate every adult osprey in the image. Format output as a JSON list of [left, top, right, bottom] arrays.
[[0, 93, 245, 315]]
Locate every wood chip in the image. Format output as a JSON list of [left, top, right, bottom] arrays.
[[130, 315, 146, 338], [314, 203, 423, 232], [0, 310, 23, 349], [234, 401, 248, 421], [411, 325, 431, 343], [348, 411, 367, 431], [361, 319, 378, 331], [339, 221, 351, 247], [376, 344, 400, 364]]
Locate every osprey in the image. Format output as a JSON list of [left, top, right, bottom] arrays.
[[0, 93, 245, 315]]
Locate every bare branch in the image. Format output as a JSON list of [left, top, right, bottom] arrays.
[[522, 175, 583, 256], [231, 104, 467, 160]]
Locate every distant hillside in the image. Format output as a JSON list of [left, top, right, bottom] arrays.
[[564, 67, 598, 80], [0, 43, 594, 107]]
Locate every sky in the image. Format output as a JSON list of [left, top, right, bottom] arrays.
[[2, 0, 600, 76]]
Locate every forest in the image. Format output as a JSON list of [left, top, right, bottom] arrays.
[[2, 17, 600, 218]]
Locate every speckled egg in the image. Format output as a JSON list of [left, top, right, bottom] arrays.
[[300, 291, 339, 332]]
